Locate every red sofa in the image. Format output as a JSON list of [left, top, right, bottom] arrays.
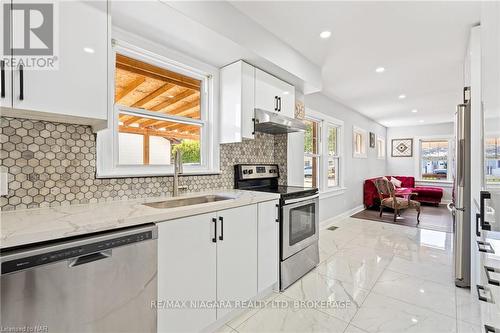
[[364, 176, 444, 208]]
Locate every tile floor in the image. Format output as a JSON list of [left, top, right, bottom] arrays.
[[217, 216, 483, 333]]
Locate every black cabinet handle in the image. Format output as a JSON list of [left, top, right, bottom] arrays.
[[218, 216, 224, 241], [485, 265, 500, 286], [476, 213, 481, 237], [278, 97, 281, 111], [275, 204, 279, 223], [212, 217, 217, 243], [476, 285, 493, 303], [1, 60, 5, 98], [484, 325, 500, 333], [480, 191, 492, 231], [478, 240, 495, 254], [274, 96, 278, 111], [19, 64, 24, 100]]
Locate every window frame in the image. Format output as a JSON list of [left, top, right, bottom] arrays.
[[376, 135, 386, 159], [485, 132, 500, 186], [96, 33, 219, 178], [352, 126, 368, 158], [415, 136, 453, 183], [304, 109, 345, 196], [303, 117, 321, 189]]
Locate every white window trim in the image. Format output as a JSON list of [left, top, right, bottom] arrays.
[[305, 109, 346, 196], [352, 126, 368, 158], [376, 135, 386, 160], [96, 30, 220, 178], [414, 135, 453, 183]]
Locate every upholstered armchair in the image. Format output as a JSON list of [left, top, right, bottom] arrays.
[[373, 178, 421, 223]]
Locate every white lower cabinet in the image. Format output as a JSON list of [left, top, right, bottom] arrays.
[[157, 212, 217, 333], [216, 205, 257, 318], [257, 200, 279, 293], [157, 202, 277, 332]]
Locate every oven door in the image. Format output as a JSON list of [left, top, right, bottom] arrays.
[[281, 195, 319, 260]]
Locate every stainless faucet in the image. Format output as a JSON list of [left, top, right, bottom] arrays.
[[172, 150, 187, 197]]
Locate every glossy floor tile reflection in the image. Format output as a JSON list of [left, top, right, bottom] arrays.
[[220, 216, 482, 333]]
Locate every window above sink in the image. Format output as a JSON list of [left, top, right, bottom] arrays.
[[96, 33, 220, 178]]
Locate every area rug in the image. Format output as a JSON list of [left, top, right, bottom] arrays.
[[351, 205, 453, 233]]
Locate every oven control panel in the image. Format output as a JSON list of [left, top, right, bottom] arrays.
[[236, 164, 279, 179]]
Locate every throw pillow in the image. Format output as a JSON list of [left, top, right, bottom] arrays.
[[390, 177, 402, 188]]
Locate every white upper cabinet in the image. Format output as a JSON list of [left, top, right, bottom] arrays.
[[220, 60, 296, 143], [481, 2, 500, 120], [4, 0, 108, 130], [0, 1, 12, 111], [220, 61, 255, 143], [255, 68, 295, 118]]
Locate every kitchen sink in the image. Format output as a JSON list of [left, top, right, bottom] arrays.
[[143, 195, 233, 209]]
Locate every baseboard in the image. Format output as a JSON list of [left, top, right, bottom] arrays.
[[320, 204, 365, 229]]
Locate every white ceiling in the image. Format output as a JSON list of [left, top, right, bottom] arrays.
[[230, 1, 481, 127]]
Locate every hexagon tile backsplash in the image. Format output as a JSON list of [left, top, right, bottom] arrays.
[[0, 117, 287, 211]]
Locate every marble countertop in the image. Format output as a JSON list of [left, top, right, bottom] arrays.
[[0, 189, 280, 250]]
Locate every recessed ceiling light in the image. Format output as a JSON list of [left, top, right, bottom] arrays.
[[83, 47, 95, 54], [419, 120, 425, 123], [319, 30, 331, 39], [411, 109, 418, 113], [375, 67, 385, 73], [398, 94, 406, 99]]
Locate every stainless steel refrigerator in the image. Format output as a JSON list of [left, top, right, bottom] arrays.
[[450, 103, 471, 288]]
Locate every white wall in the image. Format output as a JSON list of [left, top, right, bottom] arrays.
[[304, 93, 387, 222], [387, 122, 454, 203]]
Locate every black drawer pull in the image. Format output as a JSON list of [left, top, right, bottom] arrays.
[[275, 204, 279, 223], [1, 60, 5, 98], [476, 213, 481, 237], [218, 216, 224, 241], [478, 240, 495, 254], [485, 265, 500, 286], [477, 285, 494, 303], [212, 217, 217, 243], [484, 325, 500, 333], [19, 64, 24, 100]]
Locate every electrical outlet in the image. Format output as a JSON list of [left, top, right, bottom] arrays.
[[0, 173, 8, 196]]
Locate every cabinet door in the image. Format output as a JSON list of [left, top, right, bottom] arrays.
[[216, 205, 257, 319], [255, 68, 295, 118], [258, 200, 279, 293], [157, 213, 217, 332], [277, 83, 295, 118], [255, 68, 281, 114], [11, 0, 107, 123], [0, 0, 12, 110]]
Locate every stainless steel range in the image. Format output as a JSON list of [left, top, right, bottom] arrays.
[[234, 164, 319, 290]]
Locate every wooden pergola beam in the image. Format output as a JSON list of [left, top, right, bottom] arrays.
[[131, 83, 175, 108], [116, 54, 201, 91], [151, 89, 197, 112], [115, 77, 146, 102]]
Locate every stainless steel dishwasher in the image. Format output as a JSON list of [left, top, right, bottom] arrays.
[[1, 224, 158, 333]]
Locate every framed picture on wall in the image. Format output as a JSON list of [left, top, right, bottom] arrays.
[[391, 138, 413, 157], [369, 132, 375, 148]]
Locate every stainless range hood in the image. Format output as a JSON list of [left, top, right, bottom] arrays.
[[254, 109, 306, 134]]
